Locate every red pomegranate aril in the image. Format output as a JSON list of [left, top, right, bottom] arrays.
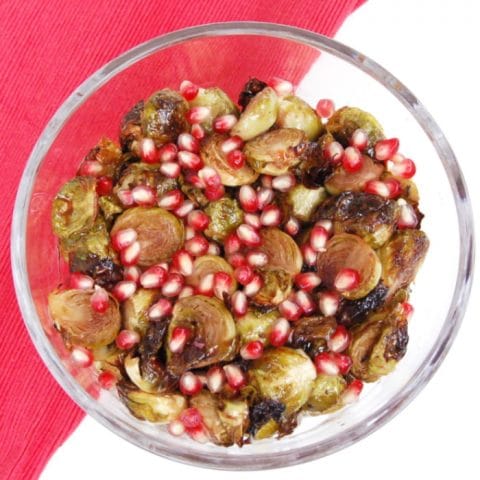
[[178, 151, 203, 170], [256, 187, 274, 209], [240, 340, 264, 360], [221, 135, 244, 154], [177, 132, 199, 153], [244, 213, 261, 229], [178, 285, 195, 299], [158, 143, 178, 163], [172, 250, 194, 276], [315, 219, 333, 234], [187, 210, 210, 231], [131, 185, 156, 206], [198, 166, 221, 189], [341, 379, 363, 404], [205, 185, 225, 201], [323, 141, 344, 164], [98, 371, 117, 389], [375, 138, 399, 161], [158, 189, 183, 210], [272, 173, 296, 192], [314, 352, 340, 376], [112, 280, 137, 302], [117, 189, 134, 206], [295, 272, 322, 292], [385, 178, 402, 199], [342, 146, 364, 173], [224, 232, 242, 255], [350, 128, 369, 151], [223, 364, 247, 390], [69, 272, 94, 290], [179, 372, 203, 395], [208, 242, 221, 255], [213, 114, 237, 133], [185, 235, 209, 256], [162, 273, 185, 297], [260, 205, 282, 227], [191, 123, 205, 140], [261, 175, 273, 188], [364, 180, 390, 198], [334, 353, 353, 374], [237, 224, 262, 247], [71, 346, 94, 368], [269, 77, 294, 96], [140, 137, 159, 163], [387, 157, 416, 179], [148, 298, 173, 320], [226, 149, 246, 169], [168, 420, 186, 436], [235, 265, 254, 285], [206, 366, 226, 393], [279, 299, 302, 321], [318, 291, 340, 316], [269, 318, 291, 347], [294, 290, 316, 315], [397, 200, 418, 229], [401, 301, 414, 320], [244, 274, 263, 297], [78, 160, 102, 177], [188, 425, 209, 443], [169, 326, 192, 353], [327, 325, 351, 353], [116, 329, 140, 350], [186, 106, 210, 124], [90, 286, 109, 313], [334, 268, 361, 292], [246, 250, 268, 268], [160, 162, 181, 178], [111, 228, 137, 251], [316, 98, 335, 118], [284, 217, 300, 236], [179, 80, 199, 101], [124, 266, 141, 283], [174, 200, 195, 218], [239, 185, 258, 213], [140, 265, 167, 289], [231, 290, 248, 316], [185, 226, 195, 240], [213, 272, 233, 299], [96, 176, 113, 196], [180, 407, 203, 429], [197, 273, 215, 296], [301, 244, 317, 267], [310, 225, 329, 252]]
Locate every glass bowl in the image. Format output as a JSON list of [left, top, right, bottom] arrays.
[[11, 22, 474, 469]]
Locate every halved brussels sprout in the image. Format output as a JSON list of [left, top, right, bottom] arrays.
[[52, 176, 97, 239], [111, 207, 184, 267], [378, 230, 429, 297], [120, 100, 144, 155], [249, 347, 316, 414], [244, 128, 306, 175], [231, 86, 279, 141], [200, 133, 258, 186], [316, 191, 400, 248], [187, 255, 237, 293], [236, 308, 279, 346], [78, 137, 122, 178], [257, 228, 303, 275], [295, 140, 334, 188], [248, 399, 285, 439], [98, 195, 123, 223], [124, 355, 158, 393], [280, 184, 326, 223], [190, 391, 249, 446], [290, 316, 337, 357], [166, 296, 237, 375], [122, 288, 160, 335], [305, 374, 346, 413], [277, 95, 323, 140], [204, 197, 244, 242], [317, 233, 382, 300], [253, 269, 292, 307], [142, 89, 189, 145], [48, 289, 121, 349]]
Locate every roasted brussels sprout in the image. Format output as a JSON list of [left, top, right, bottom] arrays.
[[253, 269, 292, 307], [78, 137, 122, 177], [305, 374, 346, 413], [238, 77, 267, 109], [316, 191, 399, 248], [98, 195, 123, 223], [142, 89, 189, 145], [317, 233, 382, 300], [244, 128, 306, 175], [236, 308, 279, 346], [290, 316, 337, 357], [231, 87, 279, 141], [295, 139, 334, 188], [280, 184, 326, 223], [124, 355, 159, 393], [166, 296, 237, 375], [111, 207, 184, 267], [52, 176, 97, 239], [122, 288, 160, 335], [248, 399, 285, 439], [204, 198, 244, 241], [187, 255, 237, 293], [190, 391, 249, 446], [200, 133, 258, 186], [277, 95, 323, 140], [120, 100, 144, 155], [48, 289, 121, 349], [249, 347, 316, 414]]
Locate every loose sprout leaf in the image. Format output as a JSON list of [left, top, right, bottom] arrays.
[[280, 184, 327, 223], [120, 100, 144, 155], [253, 268, 292, 307], [290, 316, 337, 358], [204, 198, 244, 242], [236, 308, 280, 346], [305, 374, 346, 413]]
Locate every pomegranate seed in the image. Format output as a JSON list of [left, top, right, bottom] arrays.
[[279, 299, 302, 321], [328, 325, 351, 352], [224, 232, 242, 255], [178, 285, 195, 299], [140, 138, 159, 163], [401, 301, 414, 320], [256, 187, 274, 209], [169, 326, 192, 353], [269, 77, 294, 97], [187, 210, 210, 231], [96, 176, 113, 196], [158, 143, 178, 163], [124, 266, 141, 283], [116, 329, 140, 350], [198, 166, 221, 189], [180, 407, 203, 429], [341, 379, 363, 404], [269, 318, 291, 347], [69, 272, 94, 290], [172, 250, 194, 276], [397, 200, 418, 229], [310, 225, 329, 252], [375, 138, 399, 161], [206, 366, 226, 393], [323, 141, 344, 164], [272, 173, 296, 192], [187, 425, 209, 443], [117, 189, 134, 206], [315, 352, 341, 375], [334, 268, 361, 292], [191, 123, 205, 140], [158, 189, 183, 210], [231, 290, 248, 316], [179, 372, 203, 395], [239, 185, 258, 213], [228, 252, 247, 268], [71, 346, 93, 367], [197, 273, 215, 296], [148, 298, 173, 320], [162, 273, 185, 297], [294, 290, 316, 315], [184, 171, 205, 189], [78, 160, 102, 177], [226, 149, 246, 169], [240, 340, 264, 360], [213, 272, 233, 299], [131, 185, 156, 206], [185, 226, 195, 241], [260, 205, 282, 227], [91, 286, 109, 313], [315, 219, 333, 234], [235, 265, 254, 285], [387, 157, 416, 179], [213, 114, 237, 133], [160, 162, 181, 178], [177, 132, 199, 153], [385, 178, 401, 199], [335, 353, 352, 374], [221, 136, 244, 154], [111, 228, 137, 251], [178, 151, 203, 170], [98, 370, 116, 389], [179, 80, 199, 101], [301, 244, 317, 266], [223, 364, 247, 389], [207, 242, 221, 255], [364, 180, 390, 198], [168, 420, 186, 436], [174, 200, 195, 218], [205, 185, 225, 201], [295, 272, 321, 292], [237, 224, 262, 247], [244, 274, 263, 297], [318, 291, 340, 316], [284, 217, 300, 236], [244, 213, 261, 229], [185, 235, 209, 256], [186, 106, 210, 124], [261, 175, 273, 188], [112, 280, 137, 301], [316, 98, 335, 118], [342, 146, 364, 173], [246, 250, 268, 267], [140, 265, 167, 289], [350, 128, 369, 151]]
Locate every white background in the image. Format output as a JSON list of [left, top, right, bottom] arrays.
[[43, 1, 480, 478]]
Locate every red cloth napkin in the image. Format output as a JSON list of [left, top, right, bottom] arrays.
[[0, 0, 365, 478]]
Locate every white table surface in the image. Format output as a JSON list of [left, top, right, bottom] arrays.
[[42, 1, 480, 478]]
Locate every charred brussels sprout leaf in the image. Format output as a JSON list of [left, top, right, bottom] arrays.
[[187, 255, 236, 293], [306, 374, 346, 413], [290, 316, 337, 357], [253, 269, 293, 307], [295, 140, 334, 188], [120, 100, 144, 155], [48, 289, 121, 349], [280, 184, 326, 223], [122, 288, 160, 335], [236, 308, 279, 346], [78, 137, 122, 177], [238, 77, 268, 109], [98, 195, 123, 223], [204, 198, 244, 242], [124, 355, 159, 393], [248, 399, 285, 439], [277, 95, 323, 140], [69, 254, 123, 290]]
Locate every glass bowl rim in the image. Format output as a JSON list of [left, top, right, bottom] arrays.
[[10, 21, 475, 470]]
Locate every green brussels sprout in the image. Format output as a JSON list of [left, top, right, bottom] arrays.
[[187, 255, 237, 293], [142, 89, 189, 145], [236, 308, 279, 346], [52, 176, 97, 239], [316, 192, 400, 248], [200, 133, 259, 186], [166, 296, 237, 375], [190, 391, 249, 446], [48, 289, 121, 349], [327, 106, 385, 149], [280, 184, 326, 223], [204, 198, 244, 242], [98, 195, 123, 223], [253, 269, 292, 307], [305, 374, 346, 413], [317, 233, 382, 300], [78, 137, 122, 178], [111, 207, 184, 267], [120, 100, 144, 156], [290, 316, 337, 357], [249, 347, 316, 414], [231, 86, 279, 141], [277, 95, 324, 140], [244, 128, 306, 175], [122, 288, 160, 335]]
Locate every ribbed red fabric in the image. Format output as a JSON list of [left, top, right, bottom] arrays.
[[0, 0, 365, 478]]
